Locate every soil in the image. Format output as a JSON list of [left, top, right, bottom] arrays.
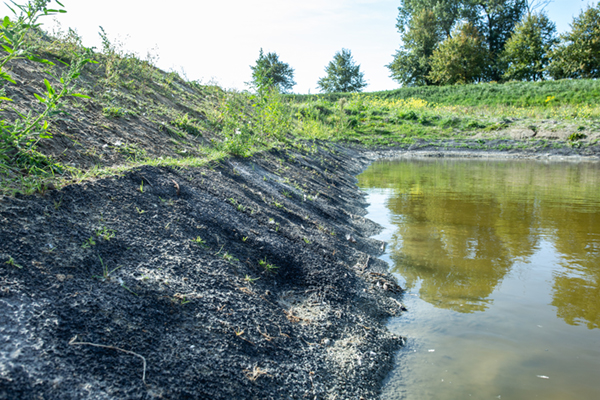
[[0, 144, 406, 400]]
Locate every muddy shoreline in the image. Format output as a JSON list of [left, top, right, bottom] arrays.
[[1, 140, 598, 400]]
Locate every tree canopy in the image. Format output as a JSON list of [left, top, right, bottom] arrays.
[[317, 49, 367, 93], [548, 3, 600, 79], [250, 49, 296, 93], [502, 12, 557, 81], [388, 0, 528, 85], [428, 23, 489, 85]]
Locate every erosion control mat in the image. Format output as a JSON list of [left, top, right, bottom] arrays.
[[0, 144, 405, 399]]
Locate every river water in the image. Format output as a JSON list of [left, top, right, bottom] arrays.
[[357, 158, 600, 400]]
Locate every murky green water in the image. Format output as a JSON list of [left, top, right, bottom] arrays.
[[358, 158, 600, 400]]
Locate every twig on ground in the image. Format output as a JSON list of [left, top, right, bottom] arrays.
[[69, 335, 147, 384], [171, 179, 180, 196]]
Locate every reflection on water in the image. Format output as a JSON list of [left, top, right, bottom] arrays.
[[360, 159, 600, 325], [358, 158, 600, 399]]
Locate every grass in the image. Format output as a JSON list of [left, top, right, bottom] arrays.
[[0, 2, 598, 197]]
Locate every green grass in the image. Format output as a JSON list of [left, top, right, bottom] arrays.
[[1, 1, 599, 198], [288, 79, 600, 108]]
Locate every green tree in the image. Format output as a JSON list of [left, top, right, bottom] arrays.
[[250, 49, 296, 93], [428, 23, 489, 85], [548, 3, 600, 79], [466, 0, 528, 81], [387, 9, 444, 86], [389, 0, 527, 84], [501, 12, 557, 81], [317, 49, 367, 93]]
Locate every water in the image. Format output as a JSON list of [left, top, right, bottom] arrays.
[[357, 158, 600, 400]]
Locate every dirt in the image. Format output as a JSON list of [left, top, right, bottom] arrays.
[[0, 143, 407, 400]]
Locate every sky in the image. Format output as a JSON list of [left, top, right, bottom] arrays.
[[2, 0, 597, 93]]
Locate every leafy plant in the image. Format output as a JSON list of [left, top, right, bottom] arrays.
[[258, 257, 278, 273], [170, 113, 200, 135], [96, 226, 115, 241], [191, 236, 207, 247], [81, 236, 96, 248], [4, 255, 23, 268], [0, 1, 94, 175]]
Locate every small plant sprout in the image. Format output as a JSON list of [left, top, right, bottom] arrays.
[[5, 256, 23, 269], [81, 236, 96, 249], [222, 252, 238, 264], [139, 181, 144, 193], [53, 196, 63, 210], [96, 227, 116, 241], [303, 237, 311, 244], [136, 207, 145, 214], [282, 190, 292, 198], [258, 257, 279, 273], [191, 236, 207, 247], [242, 236, 248, 242], [244, 275, 259, 284], [94, 255, 122, 282]]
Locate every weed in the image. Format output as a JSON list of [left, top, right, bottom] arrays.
[[96, 226, 115, 241], [170, 113, 200, 135], [53, 196, 63, 210], [81, 236, 96, 248], [94, 255, 121, 281], [272, 199, 284, 208], [258, 257, 278, 273], [4, 255, 23, 269], [102, 106, 130, 118], [244, 275, 259, 284], [568, 132, 587, 142], [116, 143, 147, 162], [191, 236, 207, 247], [221, 252, 238, 264]]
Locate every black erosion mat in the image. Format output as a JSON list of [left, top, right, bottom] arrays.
[[0, 144, 406, 400]]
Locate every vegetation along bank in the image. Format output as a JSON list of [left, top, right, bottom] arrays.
[[1, 2, 600, 399]]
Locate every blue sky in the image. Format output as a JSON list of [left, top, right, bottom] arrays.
[[2, 1, 597, 93]]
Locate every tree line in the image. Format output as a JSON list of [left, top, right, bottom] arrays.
[[387, 0, 600, 86], [251, 1, 599, 93]]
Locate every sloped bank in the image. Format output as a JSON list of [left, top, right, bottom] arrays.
[[0, 143, 405, 400]]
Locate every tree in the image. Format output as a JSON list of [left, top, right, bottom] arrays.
[[428, 23, 489, 85], [465, 0, 528, 81], [502, 12, 557, 81], [317, 49, 367, 93], [250, 49, 296, 93], [387, 9, 444, 86], [388, 0, 528, 84], [547, 3, 600, 79]]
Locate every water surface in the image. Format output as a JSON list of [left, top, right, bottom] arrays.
[[358, 158, 600, 399]]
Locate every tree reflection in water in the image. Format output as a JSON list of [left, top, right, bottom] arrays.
[[359, 159, 600, 326]]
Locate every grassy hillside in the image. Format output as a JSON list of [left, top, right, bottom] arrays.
[[1, 13, 599, 197], [289, 79, 600, 107]]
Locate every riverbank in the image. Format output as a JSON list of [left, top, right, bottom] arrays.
[[0, 143, 407, 400], [3, 140, 599, 400]]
